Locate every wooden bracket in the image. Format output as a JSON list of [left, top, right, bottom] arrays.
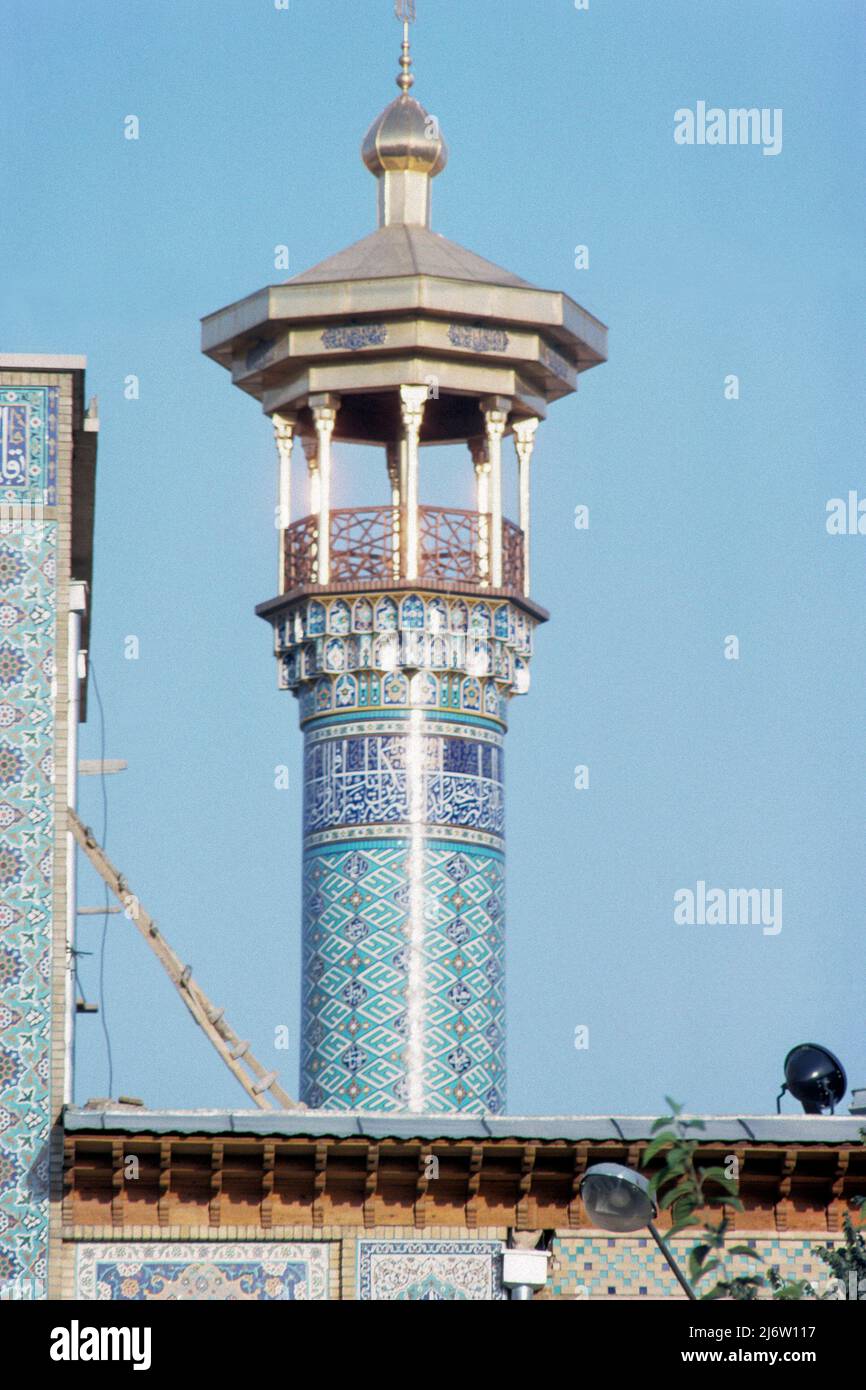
[[363, 1144, 380, 1229], [516, 1143, 537, 1230], [415, 1145, 432, 1229], [312, 1141, 328, 1227], [261, 1141, 276, 1229], [567, 1143, 589, 1228], [157, 1140, 171, 1227], [209, 1141, 224, 1227], [111, 1139, 125, 1226], [466, 1144, 484, 1230], [774, 1148, 798, 1233], [828, 1149, 851, 1232]]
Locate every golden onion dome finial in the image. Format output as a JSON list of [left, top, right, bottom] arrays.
[[362, 1, 447, 195]]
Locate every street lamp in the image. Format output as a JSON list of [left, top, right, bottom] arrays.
[[580, 1162, 696, 1300], [777, 1043, 847, 1115]]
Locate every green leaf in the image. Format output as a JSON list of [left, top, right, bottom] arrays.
[[699, 1166, 738, 1188], [729, 1245, 764, 1262], [664, 1097, 684, 1116], [650, 1115, 674, 1135], [667, 1217, 700, 1239], [659, 1183, 695, 1211], [642, 1133, 677, 1164]]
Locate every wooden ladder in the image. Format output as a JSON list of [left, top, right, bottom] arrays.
[[68, 808, 303, 1112]]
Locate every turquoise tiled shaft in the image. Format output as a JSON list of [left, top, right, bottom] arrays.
[[276, 590, 533, 1113]]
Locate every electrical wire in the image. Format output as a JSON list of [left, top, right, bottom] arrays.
[[86, 655, 114, 1097]]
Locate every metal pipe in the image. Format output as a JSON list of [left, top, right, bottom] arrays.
[[648, 1220, 697, 1299], [64, 587, 86, 1104]]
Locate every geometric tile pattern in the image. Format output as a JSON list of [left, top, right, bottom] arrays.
[[302, 839, 505, 1113], [75, 1243, 331, 1300], [0, 516, 57, 1296], [0, 388, 59, 505], [549, 1235, 851, 1300], [357, 1239, 505, 1300], [265, 586, 532, 1115]]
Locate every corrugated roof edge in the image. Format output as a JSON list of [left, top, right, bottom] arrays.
[[62, 1108, 866, 1144]]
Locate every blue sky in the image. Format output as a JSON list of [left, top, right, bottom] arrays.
[[3, 0, 863, 1116]]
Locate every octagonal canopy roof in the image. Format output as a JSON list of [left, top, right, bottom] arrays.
[[287, 222, 532, 291]]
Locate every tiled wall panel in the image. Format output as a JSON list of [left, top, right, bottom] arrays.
[[0, 384, 60, 1296]]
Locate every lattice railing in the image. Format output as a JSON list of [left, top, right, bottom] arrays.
[[329, 506, 399, 582], [418, 506, 482, 582], [283, 505, 525, 591], [502, 519, 525, 592], [284, 513, 319, 589]]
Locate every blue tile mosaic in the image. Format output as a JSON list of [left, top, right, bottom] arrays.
[[303, 731, 504, 836], [75, 1242, 330, 1300], [0, 517, 56, 1296], [550, 1235, 850, 1300], [301, 839, 505, 1112], [264, 588, 534, 1113], [0, 388, 58, 505]]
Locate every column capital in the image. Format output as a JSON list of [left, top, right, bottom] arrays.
[[310, 395, 340, 436], [513, 416, 540, 453], [272, 412, 296, 458], [481, 396, 511, 440], [399, 384, 428, 431], [301, 434, 319, 467]]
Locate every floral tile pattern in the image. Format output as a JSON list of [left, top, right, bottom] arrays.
[[75, 1242, 331, 1300], [357, 1239, 505, 1300], [0, 389, 59, 505], [0, 516, 57, 1296]]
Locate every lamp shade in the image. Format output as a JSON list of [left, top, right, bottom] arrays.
[[783, 1043, 847, 1115], [580, 1162, 657, 1233]]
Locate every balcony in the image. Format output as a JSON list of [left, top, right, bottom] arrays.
[[283, 505, 525, 593]]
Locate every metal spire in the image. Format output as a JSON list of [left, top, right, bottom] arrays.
[[395, 0, 416, 93]]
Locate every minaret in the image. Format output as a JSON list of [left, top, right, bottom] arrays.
[[201, 10, 607, 1113]]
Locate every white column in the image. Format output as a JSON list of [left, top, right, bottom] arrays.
[[482, 397, 510, 588], [513, 417, 539, 597], [386, 443, 402, 580], [273, 412, 296, 593], [310, 395, 339, 585], [470, 436, 491, 585], [400, 386, 427, 582]]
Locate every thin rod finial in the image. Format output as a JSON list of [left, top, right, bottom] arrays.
[[395, 0, 416, 93]]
